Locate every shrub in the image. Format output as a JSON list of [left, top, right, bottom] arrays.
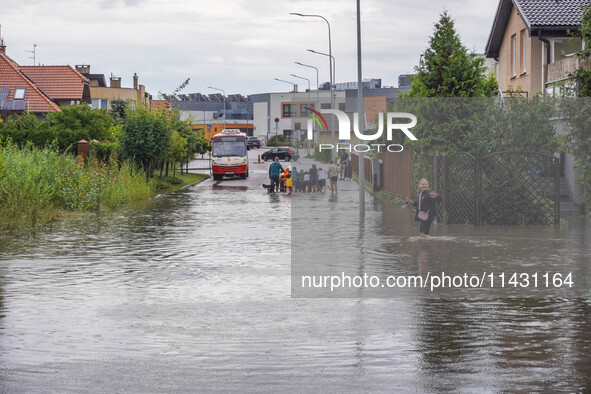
[[267, 135, 290, 147], [90, 140, 120, 163]]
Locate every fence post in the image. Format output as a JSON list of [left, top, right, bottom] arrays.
[[77, 139, 89, 164], [475, 157, 481, 226], [442, 154, 448, 221], [554, 156, 560, 224]]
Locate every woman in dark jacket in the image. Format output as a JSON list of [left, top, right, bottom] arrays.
[[408, 178, 440, 238]]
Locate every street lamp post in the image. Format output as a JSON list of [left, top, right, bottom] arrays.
[[290, 12, 335, 160], [207, 86, 226, 130], [356, 0, 365, 216], [274, 78, 298, 144], [274, 78, 297, 92], [307, 49, 336, 159], [290, 74, 310, 105], [307, 49, 336, 93], [290, 13, 332, 94], [291, 74, 311, 156], [295, 62, 320, 148]]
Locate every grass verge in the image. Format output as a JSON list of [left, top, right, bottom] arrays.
[[172, 173, 209, 191], [0, 144, 208, 233]]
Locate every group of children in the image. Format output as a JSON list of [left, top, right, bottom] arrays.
[[281, 164, 329, 194], [280, 158, 352, 195]]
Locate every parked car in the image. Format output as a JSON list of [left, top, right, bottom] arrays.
[[247, 136, 261, 149], [261, 146, 299, 161]]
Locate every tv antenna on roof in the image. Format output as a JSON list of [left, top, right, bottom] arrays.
[[25, 44, 37, 65], [0, 24, 5, 47]]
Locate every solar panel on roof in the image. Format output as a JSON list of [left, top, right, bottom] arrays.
[[0, 100, 27, 111], [12, 101, 26, 110], [0, 87, 9, 101]]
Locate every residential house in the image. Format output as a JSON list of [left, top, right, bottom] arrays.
[[485, 0, 590, 97], [485, 0, 591, 213], [75, 65, 149, 111], [1, 38, 91, 116], [19, 65, 91, 107], [0, 43, 60, 115]]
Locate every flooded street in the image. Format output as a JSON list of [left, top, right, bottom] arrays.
[[1, 149, 590, 392]]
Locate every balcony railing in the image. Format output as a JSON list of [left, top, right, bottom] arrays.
[[547, 57, 591, 84]]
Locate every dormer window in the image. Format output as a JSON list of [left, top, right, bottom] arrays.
[[14, 87, 26, 100]]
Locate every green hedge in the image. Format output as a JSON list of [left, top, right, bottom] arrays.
[[267, 135, 291, 147]]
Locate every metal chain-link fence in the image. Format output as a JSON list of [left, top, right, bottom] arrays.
[[479, 152, 559, 225], [412, 151, 559, 225]]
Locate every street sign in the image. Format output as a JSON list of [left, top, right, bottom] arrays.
[[274, 118, 279, 123], [207, 124, 211, 129]]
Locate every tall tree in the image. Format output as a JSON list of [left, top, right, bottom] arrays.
[[120, 108, 170, 180], [165, 130, 187, 177], [407, 10, 493, 98], [110, 99, 128, 125], [393, 10, 499, 155]]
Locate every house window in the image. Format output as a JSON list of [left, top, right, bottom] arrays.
[[283, 130, 292, 140], [282, 104, 296, 117], [511, 34, 517, 76], [552, 37, 583, 62], [92, 98, 108, 109], [521, 29, 527, 73], [300, 103, 314, 116], [14, 87, 26, 100]]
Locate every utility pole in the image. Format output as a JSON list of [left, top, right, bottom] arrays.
[[357, 0, 365, 217]]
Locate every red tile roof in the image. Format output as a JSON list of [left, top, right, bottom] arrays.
[[151, 100, 172, 112], [20, 65, 89, 100], [0, 52, 60, 113]]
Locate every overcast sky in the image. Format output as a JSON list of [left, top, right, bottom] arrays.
[[2, 0, 499, 97]]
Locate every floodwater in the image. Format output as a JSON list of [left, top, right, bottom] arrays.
[[0, 153, 590, 392]]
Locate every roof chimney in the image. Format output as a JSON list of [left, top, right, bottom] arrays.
[[133, 73, 138, 90], [110, 74, 121, 88], [75, 64, 90, 74]]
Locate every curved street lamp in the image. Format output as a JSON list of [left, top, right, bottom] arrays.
[[207, 86, 226, 129], [274, 78, 297, 92], [290, 13, 332, 101], [274, 78, 298, 143], [307, 49, 336, 91], [307, 49, 337, 157], [291, 12, 335, 159], [291, 74, 311, 154], [290, 74, 310, 99], [295, 62, 320, 147]]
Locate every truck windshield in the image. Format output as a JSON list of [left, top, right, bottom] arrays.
[[212, 136, 246, 157]]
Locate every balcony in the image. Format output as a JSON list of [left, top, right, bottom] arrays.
[[547, 57, 591, 84]]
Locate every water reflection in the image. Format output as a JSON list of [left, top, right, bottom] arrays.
[[292, 179, 591, 390], [0, 176, 589, 391]]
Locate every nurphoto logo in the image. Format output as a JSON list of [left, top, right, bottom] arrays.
[[305, 108, 418, 153]]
